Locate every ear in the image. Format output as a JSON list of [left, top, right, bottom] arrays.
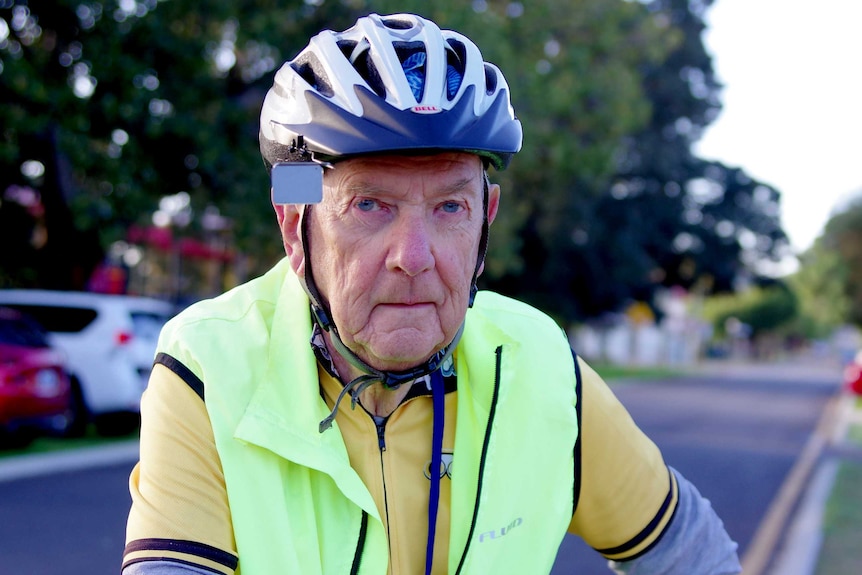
[[273, 197, 305, 277], [487, 183, 501, 225]]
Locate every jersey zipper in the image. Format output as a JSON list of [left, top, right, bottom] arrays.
[[375, 415, 388, 451], [373, 413, 394, 569]]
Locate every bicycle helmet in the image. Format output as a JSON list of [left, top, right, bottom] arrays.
[[259, 12, 522, 170]]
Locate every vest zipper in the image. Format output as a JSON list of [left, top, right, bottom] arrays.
[[454, 345, 503, 575], [349, 511, 368, 575]]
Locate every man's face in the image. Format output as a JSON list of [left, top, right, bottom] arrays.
[[280, 152, 499, 372]]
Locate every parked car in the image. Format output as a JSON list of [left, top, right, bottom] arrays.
[[0, 290, 175, 436], [0, 306, 72, 447]]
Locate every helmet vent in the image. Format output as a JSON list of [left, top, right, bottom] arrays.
[[350, 47, 387, 98], [337, 39, 358, 60], [445, 39, 467, 99], [483, 64, 498, 95], [291, 53, 334, 98], [380, 16, 413, 30], [338, 39, 387, 98]]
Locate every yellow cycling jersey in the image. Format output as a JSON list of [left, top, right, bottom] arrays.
[[124, 357, 673, 574]]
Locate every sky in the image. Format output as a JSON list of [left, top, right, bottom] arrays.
[[695, 0, 862, 271]]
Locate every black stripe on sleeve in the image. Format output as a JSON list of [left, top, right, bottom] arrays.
[[122, 556, 226, 575], [155, 352, 205, 401], [593, 467, 679, 559], [123, 538, 238, 569], [571, 349, 583, 516]]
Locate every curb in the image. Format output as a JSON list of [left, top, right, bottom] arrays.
[[760, 392, 859, 575], [766, 460, 838, 575], [0, 439, 139, 483], [741, 390, 852, 575]]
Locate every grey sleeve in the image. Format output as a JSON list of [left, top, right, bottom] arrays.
[[608, 467, 741, 575], [123, 562, 217, 575]]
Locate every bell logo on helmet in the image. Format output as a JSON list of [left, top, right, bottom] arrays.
[[411, 105, 442, 114]]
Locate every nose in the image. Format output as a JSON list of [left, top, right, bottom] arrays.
[[386, 213, 435, 277]]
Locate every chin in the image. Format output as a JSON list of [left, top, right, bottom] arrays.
[[366, 341, 444, 373]]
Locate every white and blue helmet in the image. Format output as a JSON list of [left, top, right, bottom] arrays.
[[259, 13, 523, 171]]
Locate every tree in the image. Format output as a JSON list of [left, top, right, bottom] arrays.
[[789, 247, 850, 339], [793, 194, 862, 330], [704, 283, 798, 338], [567, 0, 790, 320]]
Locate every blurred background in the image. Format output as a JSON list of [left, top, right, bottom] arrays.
[[3, 2, 862, 574], [1, 0, 860, 367]]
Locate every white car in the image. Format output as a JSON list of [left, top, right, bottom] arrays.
[[0, 290, 175, 436]]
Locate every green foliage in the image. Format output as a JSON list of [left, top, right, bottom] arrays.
[[790, 247, 850, 338], [821, 195, 862, 327], [790, 193, 862, 333], [702, 283, 798, 338]]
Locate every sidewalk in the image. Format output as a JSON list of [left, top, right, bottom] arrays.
[[684, 356, 851, 575], [760, 391, 854, 575], [0, 438, 139, 483], [691, 355, 846, 384]]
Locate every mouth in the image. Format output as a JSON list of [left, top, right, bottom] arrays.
[[381, 302, 434, 309]]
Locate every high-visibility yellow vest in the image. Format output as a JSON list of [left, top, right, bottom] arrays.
[[159, 258, 579, 574]]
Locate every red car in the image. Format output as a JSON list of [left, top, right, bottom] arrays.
[[0, 306, 72, 448]]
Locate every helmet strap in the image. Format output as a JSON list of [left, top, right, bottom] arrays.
[[469, 172, 490, 307]]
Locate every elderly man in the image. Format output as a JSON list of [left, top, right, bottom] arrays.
[[123, 13, 740, 575]]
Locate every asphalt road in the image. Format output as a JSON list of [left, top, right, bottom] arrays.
[[0, 361, 843, 574], [0, 460, 134, 574]]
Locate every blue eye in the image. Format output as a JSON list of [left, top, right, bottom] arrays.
[[441, 202, 462, 213], [356, 198, 377, 212]]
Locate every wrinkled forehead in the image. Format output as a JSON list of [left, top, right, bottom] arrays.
[[324, 152, 486, 195]]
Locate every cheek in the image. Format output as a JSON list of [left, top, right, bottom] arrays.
[[311, 236, 378, 315], [437, 233, 481, 289]]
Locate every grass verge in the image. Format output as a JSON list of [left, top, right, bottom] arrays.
[[589, 363, 688, 382], [814, 396, 862, 575], [0, 425, 138, 459]]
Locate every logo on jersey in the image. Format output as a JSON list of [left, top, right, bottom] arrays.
[[424, 451, 454, 479]]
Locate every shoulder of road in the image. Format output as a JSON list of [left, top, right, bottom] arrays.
[[0, 439, 138, 483]]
